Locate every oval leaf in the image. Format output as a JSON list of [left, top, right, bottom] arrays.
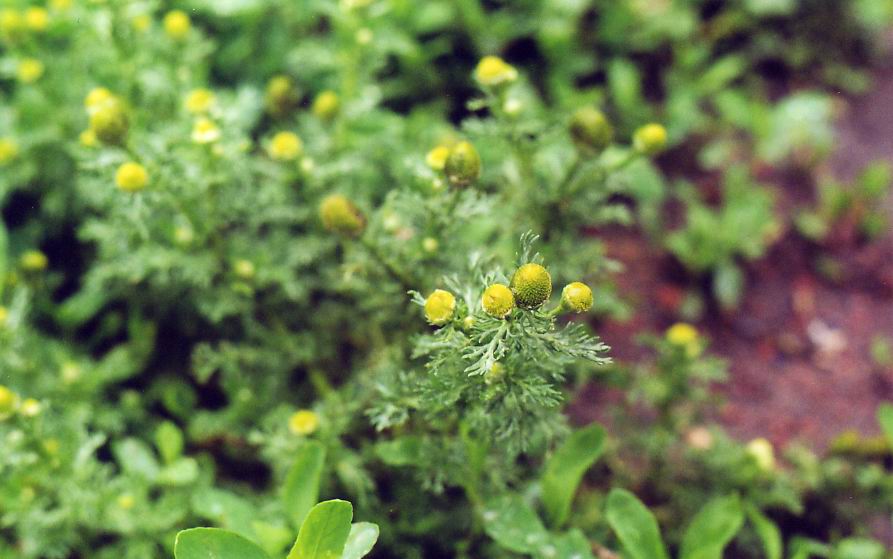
[[174, 528, 270, 559], [342, 522, 379, 559], [680, 494, 745, 559], [605, 488, 669, 559], [283, 441, 326, 529], [541, 423, 606, 527], [287, 499, 353, 559]]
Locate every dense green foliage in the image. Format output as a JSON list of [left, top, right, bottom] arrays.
[[1, 1, 893, 558]]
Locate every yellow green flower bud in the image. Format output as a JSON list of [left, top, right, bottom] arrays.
[[0, 138, 18, 165], [289, 409, 319, 435], [24, 7, 48, 32], [19, 398, 41, 417], [633, 123, 668, 155], [482, 283, 514, 318], [84, 87, 113, 113], [666, 322, 701, 358], [191, 118, 221, 144], [0, 385, 17, 419], [569, 107, 613, 154], [268, 131, 303, 161], [163, 10, 190, 40], [561, 282, 593, 313], [484, 362, 505, 384], [115, 162, 149, 193], [89, 98, 129, 145], [265, 75, 299, 117], [0, 306, 7, 326], [424, 289, 456, 326], [444, 141, 481, 187], [132, 14, 151, 32], [510, 263, 551, 309], [184, 88, 216, 114], [312, 90, 339, 120], [425, 145, 451, 171], [320, 194, 365, 237], [746, 438, 775, 472], [20, 250, 48, 272], [117, 494, 136, 510], [233, 259, 255, 280], [422, 237, 439, 253], [17, 58, 44, 84], [474, 56, 518, 88]]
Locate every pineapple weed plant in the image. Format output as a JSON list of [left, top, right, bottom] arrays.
[[2, 1, 893, 558]]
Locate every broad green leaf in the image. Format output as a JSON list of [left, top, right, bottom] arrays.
[[158, 457, 199, 486], [113, 438, 160, 481], [745, 504, 781, 559], [287, 499, 353, 559], [341, 522, 379, 559], [680, 494, 745, 559], [605, 488, 669, 559], [374, 436, 423, 467], [545, 529, 595, 559], [541, 423, 606, 527], [252, 521, 295, 557], [174, 528, 270, 559], [155, 421, 184, 465], [833, 538, 884, 559], [282, 441, 326, 529], [191, 487, 258, 539], [876, 403, 893, 447], [481, 493, 550, 554]]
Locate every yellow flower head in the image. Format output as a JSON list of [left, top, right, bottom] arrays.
[[474, 56, 518, 88], [20, 250, 48, 272], [20, 398, 41, 417], [115, 162, 149, 193], [0, 138, 18, 165], [163, 10, 190, 40], [265, 75, 298, 116], [184, 88, 216, 114], [319, 194, 365, 237], [444, 141, 481, 187], [633, 123, 668, 155], [0, 9, 23, 36], [0, 306, 7, 326], [79, 128, 98, 147], [312, 90, 339, 120], [268, 131, 303, 161], [510, 263, 552, 309], [117, 494, 136, 510], [482, 283, 514, 318], [666, 322, 701, 357], [746, 438, 775, 472], [289, 410, 320, 436], [0, 385, 18, 418], [85, 87, 114, 112], [424, 289, 456, 326], [191, 117, 221, 144], [17, 58, 44, 83], [425, 145, 451, 171], [561, 282, 593, 313], [24, 7, 48, 32], [132, 14, 151, 32], [89, 97, 129, 145], [233, 259, 255, 280]]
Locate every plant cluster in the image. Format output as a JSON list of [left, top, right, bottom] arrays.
[[1, 1, 893, 558]]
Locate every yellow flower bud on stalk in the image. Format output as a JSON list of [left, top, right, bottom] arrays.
[[20, 250, 48, 272], [569, 107, 613, 155], [424, 289, 456, 326], [482, 284, 514, 318], [444, 141, 481, 187], [633, 123, 668, 156], [510, 263, 552, 309], [163, 10, 190, 40], [746, 438, 775, 472], [0, 138, 18, 165], [115, 162, 149, 193], [474, 56, 518, 88], [265, 75, 299, 116], [289, 410, 320, 435], [89, 98, 129, 145], [312, 90, 340, 120], [17, 58, 44, 83], [268, 131, 303, 161], [666, 322, 701, 358], [320, 194, 365, 237], [184, 88, 216, 114], [560, 282, 593, 313]]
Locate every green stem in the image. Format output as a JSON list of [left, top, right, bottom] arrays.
[[556, 153, 584, 196]]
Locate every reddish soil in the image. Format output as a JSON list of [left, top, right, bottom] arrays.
[[581, 57, 893, 452]]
